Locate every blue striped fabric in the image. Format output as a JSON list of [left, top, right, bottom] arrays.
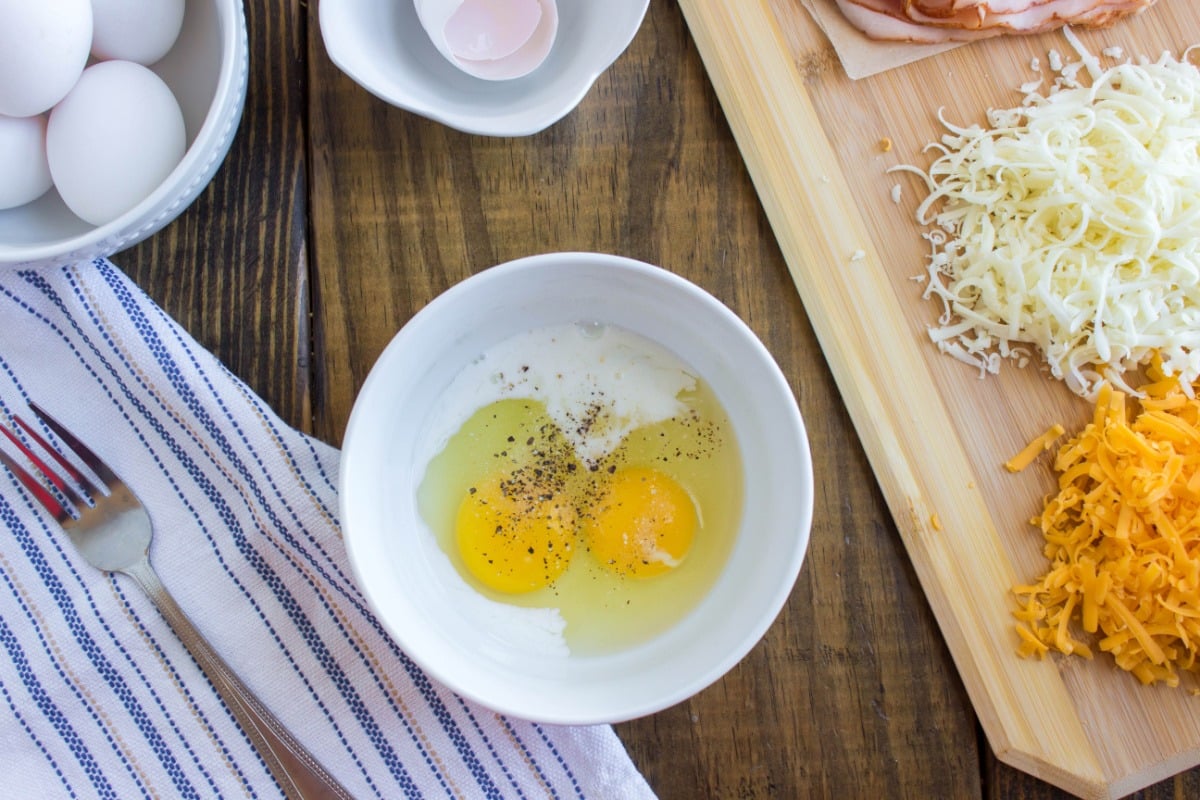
[[0, 259, 656, 799]]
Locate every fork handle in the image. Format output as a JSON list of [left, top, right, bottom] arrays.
[[123, 555, 355, 800]]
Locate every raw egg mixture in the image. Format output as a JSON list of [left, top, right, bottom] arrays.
[[416, 323, 743, 655]]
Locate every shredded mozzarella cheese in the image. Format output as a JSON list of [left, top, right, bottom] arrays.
[[893, 35, 1200, 400]]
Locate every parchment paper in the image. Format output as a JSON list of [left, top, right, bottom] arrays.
[[799, 0, 962, 79]]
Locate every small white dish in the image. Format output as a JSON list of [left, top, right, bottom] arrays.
[[0, 0, 249, 269], [339, 252, 814, 724], [319, 0, 649, 136]]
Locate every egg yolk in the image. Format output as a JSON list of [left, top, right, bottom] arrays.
[[455, 473, 576, 594], [584, 467, 697, 578]]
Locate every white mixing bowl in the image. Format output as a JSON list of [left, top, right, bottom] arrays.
[[340, 252, 813, 724], [0, 0, 249, 269]]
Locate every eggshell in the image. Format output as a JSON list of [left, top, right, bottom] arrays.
[[90, 0, 186, 66], [0, 0, 93, 118], [47, 60, 186, 227], [0, 114, 53, 210], [414, 0, 558, 81]]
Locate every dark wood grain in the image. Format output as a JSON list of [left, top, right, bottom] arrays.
[[117, 0, 311, 435], [113, 0, 1200, 796], [990, 754, 1200, 798], [989, 754, 1200, 799]]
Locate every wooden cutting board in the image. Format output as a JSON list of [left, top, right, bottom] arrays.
[[674, 1, 1200, 798]]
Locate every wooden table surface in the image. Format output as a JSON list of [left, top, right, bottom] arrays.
[[111, 1, 1200, 797]]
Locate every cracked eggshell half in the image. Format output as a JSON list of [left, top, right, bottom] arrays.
[[414, 0, 558, 81]]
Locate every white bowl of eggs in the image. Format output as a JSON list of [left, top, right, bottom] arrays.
[[340, 252, 813, 724], [0, 0, 248, 269], [319, 0, 650, 136]]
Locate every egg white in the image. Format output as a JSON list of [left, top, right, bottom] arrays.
[[421, 322, 696, 465]]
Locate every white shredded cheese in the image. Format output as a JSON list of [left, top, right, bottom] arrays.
[[890, 37, 1200, 400], [890, 184, 902, 204]]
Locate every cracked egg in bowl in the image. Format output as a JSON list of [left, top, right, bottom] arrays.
[[339, 252, 812, 724]]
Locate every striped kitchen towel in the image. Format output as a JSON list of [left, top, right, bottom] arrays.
[[0, 258, 656, 799]]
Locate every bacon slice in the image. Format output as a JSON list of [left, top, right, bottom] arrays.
[[909, 0, 1054, 19], [832, 0, 1000, 43], [836, 0, 1158, 42], [904, 0, 988, 24], [906, 0, 1154, 30]]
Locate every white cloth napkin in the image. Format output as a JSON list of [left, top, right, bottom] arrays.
[[0, 258, 656, 799]]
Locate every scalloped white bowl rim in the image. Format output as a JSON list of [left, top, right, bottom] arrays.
[[319, 0, 650, 136]]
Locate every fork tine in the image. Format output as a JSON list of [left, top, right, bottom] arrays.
[[0, 443, 71, 521], [3, 420, 88, 505], [27, 402, 118, 493], [8, 416, 90, 503]]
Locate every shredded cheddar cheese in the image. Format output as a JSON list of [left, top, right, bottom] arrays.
[[1005, 423, 1066, 473], [893, 33, 1200, 400], [1013, 371, 1200, 687]]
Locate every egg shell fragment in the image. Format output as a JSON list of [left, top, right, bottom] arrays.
[[90, 0, 186, 66], [47, 60, 186, 227], [414, 0, 559, 81], [0, 0, 93, 118], [0, 114, 53, 210]]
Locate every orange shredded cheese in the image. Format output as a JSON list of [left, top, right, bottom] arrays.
[[1005, 423, 1066, 473], [1013, 371, 1200, 687]]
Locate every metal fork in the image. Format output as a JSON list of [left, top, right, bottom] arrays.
[[0, 403, 354, 800]]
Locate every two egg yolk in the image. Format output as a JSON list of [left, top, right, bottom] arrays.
[[455, 467, 697, 593]]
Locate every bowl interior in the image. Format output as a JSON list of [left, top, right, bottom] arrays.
[[0, 0, 245, 266], [319, 0, 650, 136], [340, 253, 813, 724]]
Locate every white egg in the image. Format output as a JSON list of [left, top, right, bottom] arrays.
[[90, 0, 186, 66], [0, 0, 93, 118], [47, 60, 185, 227], [0, 114, 53, 210], [414, 0, 558, 81]]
